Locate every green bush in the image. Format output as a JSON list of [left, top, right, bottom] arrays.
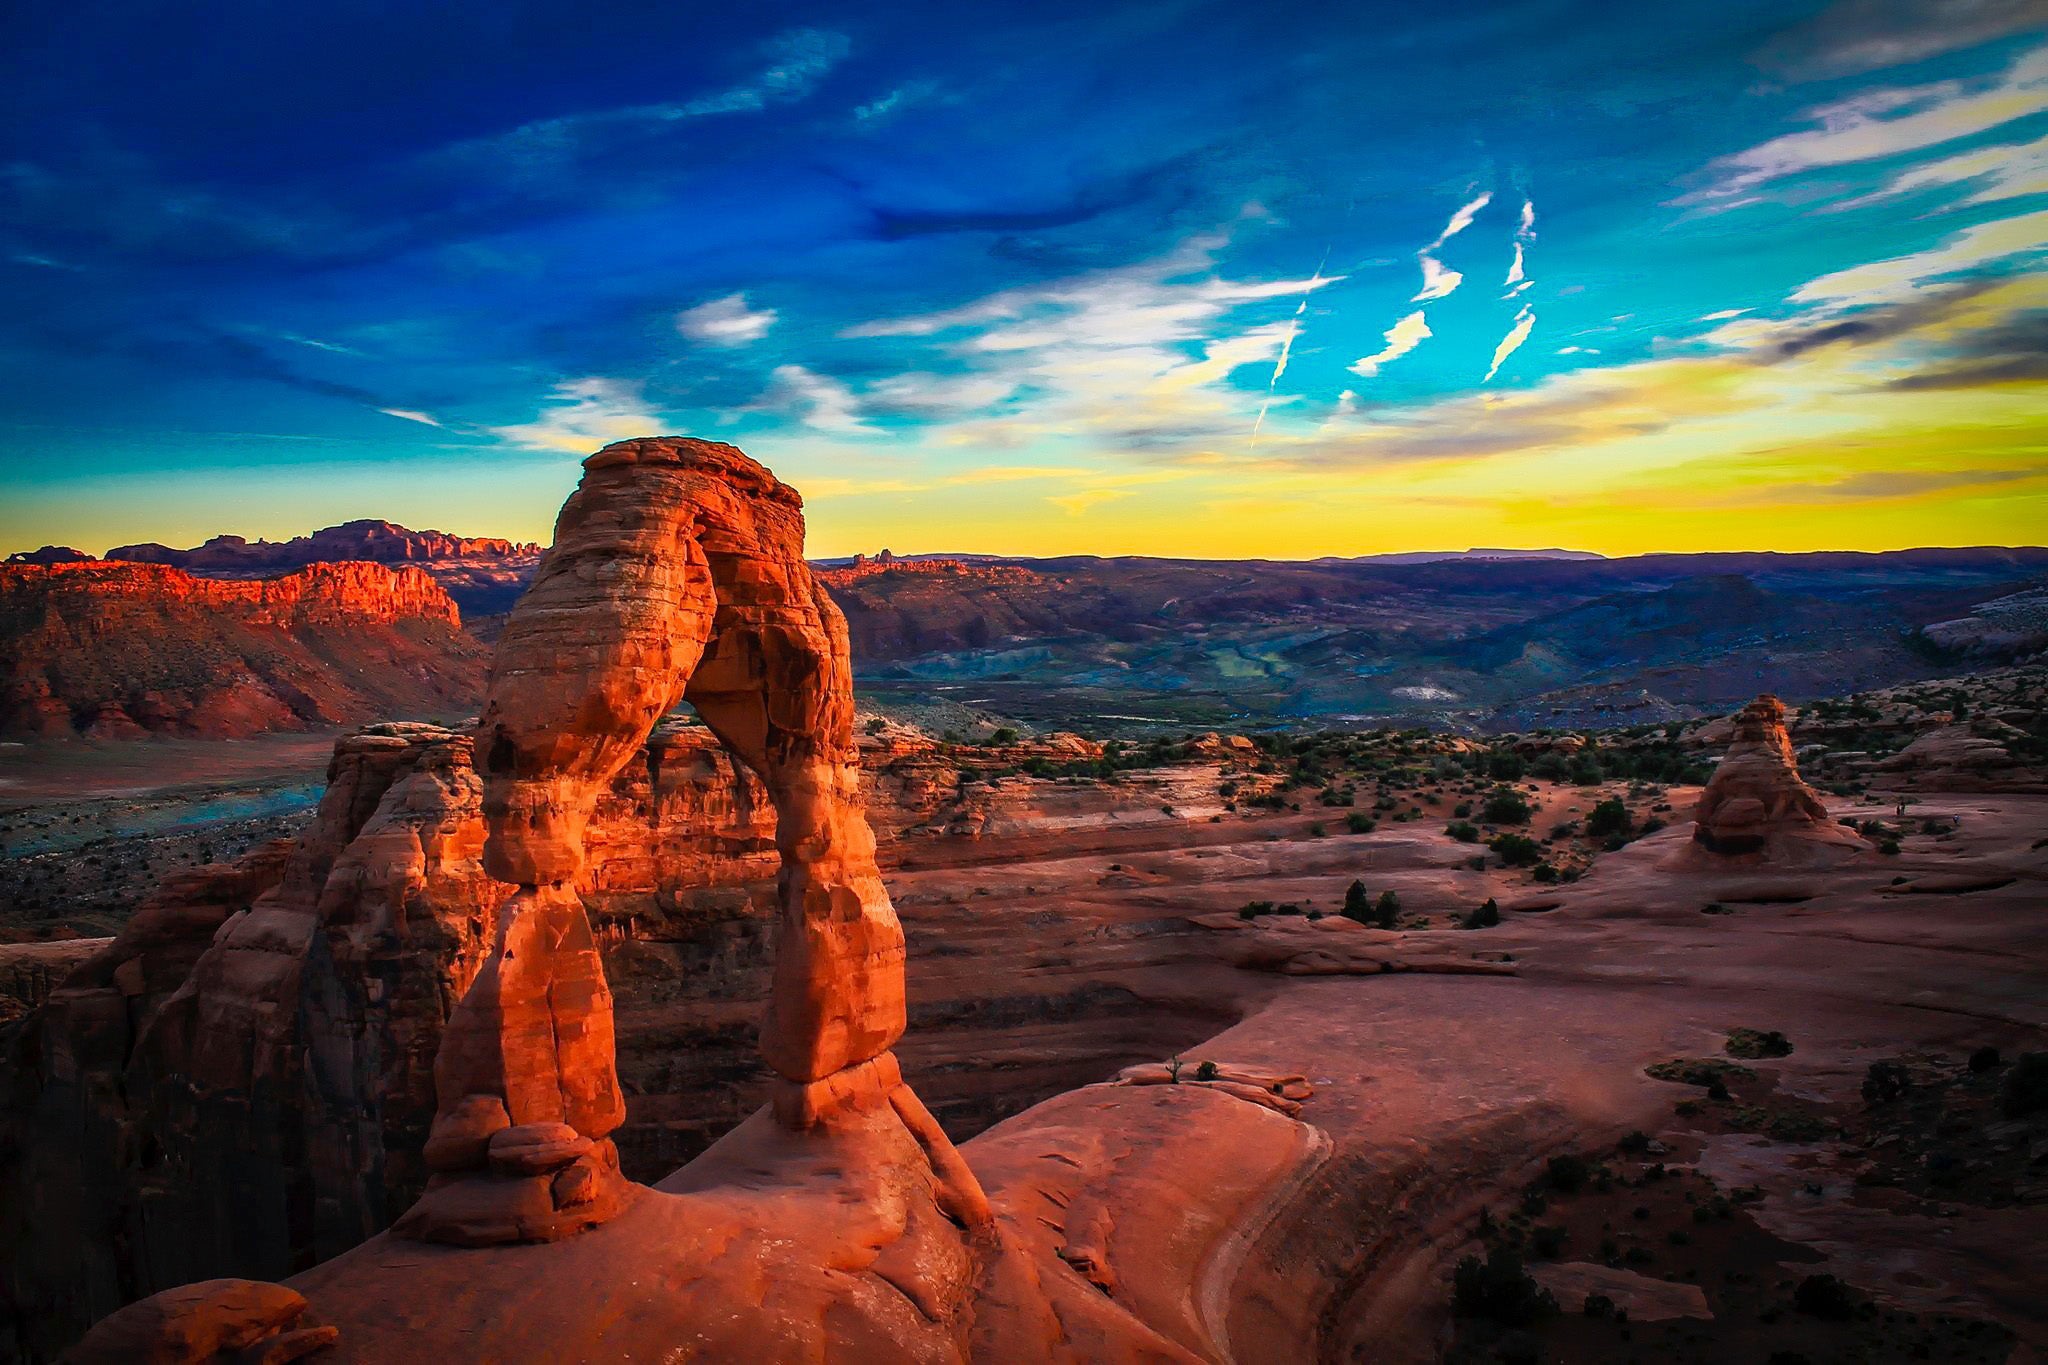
[[1483, 787, 1532, 825], [1490, 833, 1543, 867], [1450, 1247, 1557, 1326], [1585, 797, 1633, 840], [1345, 812, 1377, 834], [1445, 821, 1481, 842], [1725, 1028, 1793, 1059], [1374, 890, 1401, 929], [1462, 898, 1501, 930]]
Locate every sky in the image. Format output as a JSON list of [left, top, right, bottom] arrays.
[[2, 0, 2045, 559]]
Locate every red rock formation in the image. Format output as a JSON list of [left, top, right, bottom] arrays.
[[107, 520, 539, 571], [1690, 695, 1863, 857], [0, 561, 484, 738], [401, 436, 981, 1246], [2, 545, 93, 564], [816, 555, 1043, 588]]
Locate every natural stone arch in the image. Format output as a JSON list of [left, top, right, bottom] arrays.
[[399, 437, 976, 1244]]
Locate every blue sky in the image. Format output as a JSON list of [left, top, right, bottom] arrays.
[[2, 0, 2045, 557]]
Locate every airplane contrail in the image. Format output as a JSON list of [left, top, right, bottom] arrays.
[[1252, 246, 1330, 443]]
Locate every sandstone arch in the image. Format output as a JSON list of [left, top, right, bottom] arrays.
[[399, 437, 976, 1243]]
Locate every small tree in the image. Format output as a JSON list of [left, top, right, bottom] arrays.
[[1463, 898, 1501, 930], [1342, 879, 1373, 923], [1373, 889, 1401, 929]]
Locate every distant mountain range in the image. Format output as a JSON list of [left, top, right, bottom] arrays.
[[6, 523, 2045, 735]]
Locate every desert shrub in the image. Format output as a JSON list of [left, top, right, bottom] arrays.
[[1701, 901, 1731, 915], [1462, 898, 1501, 930], [1309, 822, 1326, 837], [1793, 1274, 1859, 1321], [1490, 833, 1542, 867], [1450, 1247, 1557, 1326], [1646, 1058, 1754, 1088], [1532, 753, 1570, 781], [1543, 1154, 1592, 1193], [2003, 1052, 2048, 1117], [1483, 787, 1531, 825], [1970, 1045, 2002, 1073], [1568, 755, 1605, 786], [1486, 752, 1527, 781], [1582, 1293, 1616, 1318], [1374, 890, 1401, 929], [986, 727, 1020, 746], [1445, 821, 1481, 843], [1586, 797, 1633, 840], [1453, 801, 1473, 818], [1529, 1224, 1567, 1258], [1726, 1028, 1793, 1059], [1194, 1060, 1219, 1082], [1862, 1060, 1912, 1105], [1531, 863, 1560, 883], [1345, 812, 1377, 834]]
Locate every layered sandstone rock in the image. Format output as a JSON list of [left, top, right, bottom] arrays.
[[403, 437, 979, 1245], [1690, 695, 1864, 858], [0, 561, 484, 738]]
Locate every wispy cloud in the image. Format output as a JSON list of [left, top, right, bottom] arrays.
[[9, 252, 85, 271], [1756, 0, 2048, 78], [1484, 305, 1536, 382], [1047, 488, 1131, 516], [1504, 199, 1535, 287], [1412, 255, 1464, 302], [1685, 42, 2048, 205], [676, 292, 778, 346], [1350, 310, 1432, 377], [490, 377, 665, 452], [1790, 207, 2048, 307], [760, 364, 876, 435], [1411, 191, 1490, 302], [1832, 130, 2048, 210], [378, 407, 443, 427], [854, 79, 942, 125], [437, 28, 850, 172], [275, 331, 364, 356]]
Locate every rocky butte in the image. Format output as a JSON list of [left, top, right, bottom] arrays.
[[1685, 694, 1865, 860], [8, 441, 2046, 1363], [0, 559, 485, 739]]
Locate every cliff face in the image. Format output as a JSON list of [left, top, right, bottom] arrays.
[[0, 717, 1225, 1355], [0, 561, 485, 738]]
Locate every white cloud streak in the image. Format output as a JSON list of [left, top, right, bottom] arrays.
[[676, 292, 778, 346], [1686, 43, 2048, 204], [762, 364, 876, 435], [378, 407, 443, 427], [1350, 311, 1433, 378], [1484, 306, 1536, 382], [1412, 191, 1492, 303], [491, 378, 665, 452], [1790, 208, 2048, 307], [1413, 254, 1464, 302]]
